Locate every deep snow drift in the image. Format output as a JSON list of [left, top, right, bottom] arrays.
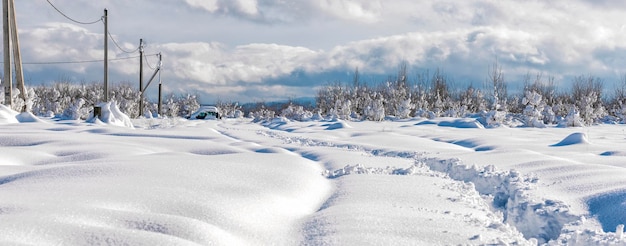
[[0, 105, 626, 245]]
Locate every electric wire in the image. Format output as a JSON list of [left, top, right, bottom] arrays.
[[46, 0, 140, 54], [108, 31, 140, 54], [144, 53, 156, 70], [0, 54, 160, 65], [45, 0, 102, 25]]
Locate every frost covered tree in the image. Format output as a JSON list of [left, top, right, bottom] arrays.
[[316, 82, 346, 117], [396, 98, 414, 119], [558, 106, 584, 127], [280, 103, 313, 121], [486, 60, 507, 112], [428, 69, 452, 118], [364, 94, 385, 121], [521, 91, 546, 128], [381, 63, 414, 118], [60, 98, 89, 120], [459, 85, 487, 116], [610, 74, 626, 123], [572, 75, 606, 125]]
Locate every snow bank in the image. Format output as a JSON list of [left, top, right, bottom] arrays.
[[0, 105, 19, 124], [0, 105, 45, 123], [16, 112, 46, 123], [551, 132, 589, 147], [87, 101, 134, 128]]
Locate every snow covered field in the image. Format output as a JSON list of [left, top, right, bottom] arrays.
[[1, 105, 626, 245]]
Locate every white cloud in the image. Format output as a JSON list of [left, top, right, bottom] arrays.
[[13, 0, 626, 102], [185, 0, 219, 12], [234, 0, 259, 16], [156, 42, 317, 85], [316, 0, 382, 23]]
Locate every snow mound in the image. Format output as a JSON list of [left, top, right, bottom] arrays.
[[551, 132, 589, 147], [87, 101, 134, 128], [324, 121, 352, 130], [0, 104, 19, 124], [16, 112, 46, 123], [0, 106, 44, 124], [416, 118, 485, 129]]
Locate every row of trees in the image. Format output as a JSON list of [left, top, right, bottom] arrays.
[[5, 62, 626, 128], [314, 63, 626, 127], [6, 82, 201, 120]]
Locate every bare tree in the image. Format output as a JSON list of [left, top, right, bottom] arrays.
[[486, 59, 507, 111]]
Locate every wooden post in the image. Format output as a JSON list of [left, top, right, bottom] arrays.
[[103, 8, 108, 102], [9, 0, 26, 112], [139, 38, 143, 117], [3, 0, 11, 107]]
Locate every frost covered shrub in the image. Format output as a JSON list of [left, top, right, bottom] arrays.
[[613, 101, 626, 124], [332, 99, 352, 120], [558, 107, 584, 127], [364, 98, 385, 121], [280, 104, 313, 121], [521, 91, 546, 128], [395, 98, 414, 118], [572, 75, 606, 125], [249, 107, 276, 122], [216, 101, 242, 118], [60, 98, 89, 120], [484, 110, 506, 127]]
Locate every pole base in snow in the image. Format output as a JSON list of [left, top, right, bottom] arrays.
[[93, 106, 101, 119]]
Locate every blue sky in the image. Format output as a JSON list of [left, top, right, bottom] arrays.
[[7, 0, 626, 103]]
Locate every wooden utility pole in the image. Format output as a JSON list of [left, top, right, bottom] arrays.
[[3, 0, 12, 106], [2, 0, 25, 111], [139, 38, 143, 117], [157, 54, 163, 117], [9, 0, 25, 112], [103, 8, 108, 102], [158, 81, 162, 117]]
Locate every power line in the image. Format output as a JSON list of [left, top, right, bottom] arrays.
[[108, 31, 139, 54], [0, 54, 159, 65], [45, 0, 102, 25], [144, 53, 157, 70]]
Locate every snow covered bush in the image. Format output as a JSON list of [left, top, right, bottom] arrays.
[[333, 99, 352, 120], [484, 110, 507, 128], [280, 104, 313, 121], [364, 97, 385, 121], [558, 107, 584, 127], [60, 98, 89, 120], [613, 101, 626, 124], [395, 98, 414, 118], [521, 91, 546, 128], [249, 106, 276, 122], [216, 100, 243, 118]]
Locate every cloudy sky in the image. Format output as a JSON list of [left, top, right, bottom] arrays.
[[6, 0, 626, 103]]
